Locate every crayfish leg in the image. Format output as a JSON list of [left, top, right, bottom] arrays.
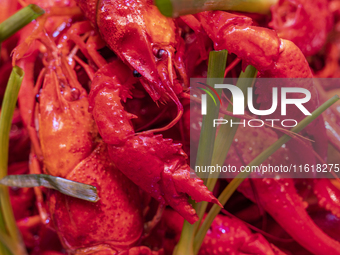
[[58, 21, 107, 69], [89, 60, 138, 145]]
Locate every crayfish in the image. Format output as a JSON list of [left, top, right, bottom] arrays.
[[2, 0, 340, 254]]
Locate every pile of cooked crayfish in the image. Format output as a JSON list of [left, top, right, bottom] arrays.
[[1, 0, 340, 254]]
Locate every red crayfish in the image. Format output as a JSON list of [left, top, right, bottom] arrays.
[[3, 0, 340, 254]]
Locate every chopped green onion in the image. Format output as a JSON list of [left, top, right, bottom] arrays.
[[0, 4, 45, 43], [193, 95, 340, 254], [0, 66, 27, 255], [0, 174, 99, 203], [155, 0, 278, 17]]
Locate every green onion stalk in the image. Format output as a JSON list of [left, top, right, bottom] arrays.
[[0, 4, 45, 43], [173, 50, 227, 255], [197, 65, 257, 222], [0, 67, 27, 255], [195, 50, 228, 182], [155, 0, 278, 17], [174, 51, 258, 255]]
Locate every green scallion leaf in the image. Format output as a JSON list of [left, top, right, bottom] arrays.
[[0, 174, 99, 203], [195, 50, 228, 181], [0, 231, 17, 255], [155, 0, 278, 17], [0, 66, 27, 255]]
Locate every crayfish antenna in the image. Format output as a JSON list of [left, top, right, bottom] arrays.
[[143, 104, 183, 134], [136, 92, 183, 136]]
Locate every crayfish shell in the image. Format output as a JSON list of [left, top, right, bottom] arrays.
[[48, 143, 144, 254]]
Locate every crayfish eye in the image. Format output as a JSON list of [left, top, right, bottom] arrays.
[[133, 70, 142, 78], [156, 49, 167, 59]]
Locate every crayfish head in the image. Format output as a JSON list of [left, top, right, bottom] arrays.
[[95, 0, 184, 107], [38, 56, 97, 177]]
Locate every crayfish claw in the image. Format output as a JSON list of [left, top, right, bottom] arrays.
[[107, 134, 219, 224], [172, 168, 222, 208], [161, 164, 198, 224]]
